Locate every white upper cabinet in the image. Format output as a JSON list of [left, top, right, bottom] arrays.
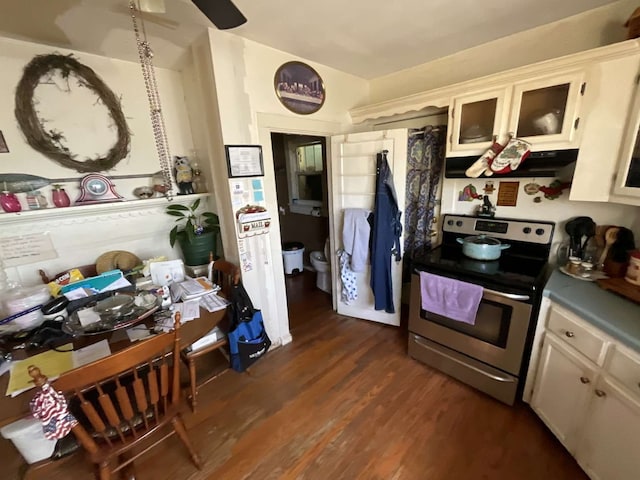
[[508, 71, 585, 148], [568, 53, 640, 203], [447, 87, 510, 156], [447, 71, 585, 156], [613, 79, 640, 198]]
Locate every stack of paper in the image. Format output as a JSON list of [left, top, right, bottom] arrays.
[[189, 326, 225, 352], [7, 340, 111, 397], [199, 293, 230, 313], [170, 277, 220, 302]]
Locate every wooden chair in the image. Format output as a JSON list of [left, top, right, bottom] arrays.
[[181, 259, 240, 413], [28, 312, 201, 480]]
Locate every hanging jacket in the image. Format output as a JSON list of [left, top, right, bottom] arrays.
[[369, 150, 402, 313]]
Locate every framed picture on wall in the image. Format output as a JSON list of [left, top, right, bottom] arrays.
[[274, 61, 325, 115], [225, 145, 264, 178], [0, 131, 9, 153]]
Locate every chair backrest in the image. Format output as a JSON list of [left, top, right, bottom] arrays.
[[211, 259, 240, 297], [28, 313, 182, 451]]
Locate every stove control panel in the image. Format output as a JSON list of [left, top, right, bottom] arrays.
[[443, 215, 554, 245]]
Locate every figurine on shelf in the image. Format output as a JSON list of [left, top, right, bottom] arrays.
[[173, 156, 194, 195], [152, 171, 168, 196], [0, 189, 21, 213], [191, 162, 207, 194], [26, 190, 48, 210], [477, 195, 496, 218], [51, 184, 71, 208]]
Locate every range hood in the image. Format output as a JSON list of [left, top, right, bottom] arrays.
[[444, 149, 579, 178]]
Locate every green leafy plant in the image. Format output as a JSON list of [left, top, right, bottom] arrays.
[[166, 198, 220, 248]]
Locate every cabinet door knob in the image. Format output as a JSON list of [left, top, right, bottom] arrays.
[[580, 376, 590, 384], [595, 389, 607, 397], [565, 331, 575, 338]]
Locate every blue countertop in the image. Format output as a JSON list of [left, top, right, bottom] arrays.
[[543, 269, 640, 353]]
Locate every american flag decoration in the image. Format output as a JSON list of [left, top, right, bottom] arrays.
[[29, 382, 78, 440]]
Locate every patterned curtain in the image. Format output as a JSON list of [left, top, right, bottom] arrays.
[[404, 126, 446, 260]]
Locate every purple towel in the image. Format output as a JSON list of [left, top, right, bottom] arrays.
[[419, 272, 483, 325]]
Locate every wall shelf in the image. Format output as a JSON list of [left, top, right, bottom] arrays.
[[0, 193, 211, 227]]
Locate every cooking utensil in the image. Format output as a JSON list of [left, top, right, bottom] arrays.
[[564, 216, 596, 258], [457, 234, 511, 261], [594, 225, 612, 248], [598, 226, 620, 267], [610, 227, 635, 262], [0, 173, 157, 194]]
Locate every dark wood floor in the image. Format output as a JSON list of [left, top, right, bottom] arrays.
[[0, 271, 587, 479]]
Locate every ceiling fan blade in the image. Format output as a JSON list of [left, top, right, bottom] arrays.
[[191, 0, 247, 30]]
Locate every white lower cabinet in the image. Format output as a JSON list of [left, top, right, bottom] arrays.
[[576, 377, 640, 480], [530, 303, 640, 480], [531, 334, 596, 453]]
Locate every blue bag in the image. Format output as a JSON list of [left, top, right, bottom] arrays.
[[228, 310, 271, 372]]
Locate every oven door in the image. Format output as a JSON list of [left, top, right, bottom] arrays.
[[409, 273, 532, 375]]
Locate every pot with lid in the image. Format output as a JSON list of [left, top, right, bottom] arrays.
[[457, 234, 511, 261]]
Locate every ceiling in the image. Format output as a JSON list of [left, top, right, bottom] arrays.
[[0, 0, 621, 78]]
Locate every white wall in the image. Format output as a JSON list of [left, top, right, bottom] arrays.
[[199, 29, 369, 346], [0, 36, 198, 288], [368, 0, 637, 104], [0, 36, 194, 201], [441, 176, 640, 261], [362, 0, 640, 259]]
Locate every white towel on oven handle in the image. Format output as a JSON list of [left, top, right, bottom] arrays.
[[419, 272, 483, 325]]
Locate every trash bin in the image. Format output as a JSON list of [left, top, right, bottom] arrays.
[[0, 417, 57, 464], [282, 242, 304, 274]]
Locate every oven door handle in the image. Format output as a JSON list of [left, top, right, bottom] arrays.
[[413, 335, 516, 384], [483, 288, 530, 301]]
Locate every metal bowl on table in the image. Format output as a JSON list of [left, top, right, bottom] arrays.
[[94, 294, 136, 320]]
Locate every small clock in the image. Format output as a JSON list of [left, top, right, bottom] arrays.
[[75, 173, 124, 204]]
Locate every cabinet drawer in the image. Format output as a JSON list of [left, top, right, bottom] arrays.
[[547, 307, 606, 364], [606, 346, 640, 400]]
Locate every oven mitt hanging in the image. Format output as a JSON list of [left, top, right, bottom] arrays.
[[465, 140, 505, 178], [489, 137, 531, 174]]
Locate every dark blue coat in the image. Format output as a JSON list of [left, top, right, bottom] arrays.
[[369, 150, 402, 313]]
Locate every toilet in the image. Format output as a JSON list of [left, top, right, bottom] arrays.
[[310, 239, 331, 294]]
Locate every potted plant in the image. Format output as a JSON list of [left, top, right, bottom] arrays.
[[166, 198, 220, 266]]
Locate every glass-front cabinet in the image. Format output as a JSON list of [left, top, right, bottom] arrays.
[[447, 71, 585, 156], [614, 81, 640, 198], [508, 71, 585, 147], [447, 88, 510, 155]]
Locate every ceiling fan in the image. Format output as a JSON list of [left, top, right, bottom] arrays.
[[191, 0, 247, 29], [137, 0, 247, 30]]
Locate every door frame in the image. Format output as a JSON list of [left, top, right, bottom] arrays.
[[257, 113, 344, 340], [329, 130, 407, 326]]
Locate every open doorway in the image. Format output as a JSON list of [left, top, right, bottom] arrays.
[[271, 132, 332, 330]]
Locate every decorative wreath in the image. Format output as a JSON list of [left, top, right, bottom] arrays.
[[14, 54, 131, 173]]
